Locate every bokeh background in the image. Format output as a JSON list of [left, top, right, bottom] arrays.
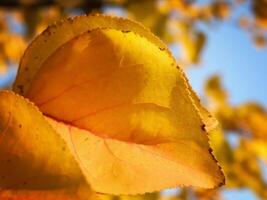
[[1, 0, 267, 200]]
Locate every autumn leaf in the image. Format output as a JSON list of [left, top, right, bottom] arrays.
[[0, 91, 95, 200], [174, 22, 206, 64], [231, 141, 267, 198], [0, 14, 225, 196]]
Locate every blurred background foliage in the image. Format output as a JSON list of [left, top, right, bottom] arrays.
[[0, 0, 267, 200]]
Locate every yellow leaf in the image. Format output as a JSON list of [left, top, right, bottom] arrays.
[[231, 141, 267, 198], [126, 0, 168, 39], [209, 129, 233, 168], [0, 90, 94, 200], [205, 75, 228, 106], [14, 14, 216, 134], [175, 23, 206, 64], [236, 103, 267, 140], [185, 80, 218, 132], [247, 139, 267, 164], [12, 14, 224, 194]]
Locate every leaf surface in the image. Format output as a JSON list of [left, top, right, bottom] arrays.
[[13, 15, 216, 128], [12, 15, 224, 195], [0, 90, 94, 200]]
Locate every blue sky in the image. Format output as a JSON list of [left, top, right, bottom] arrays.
[[187, 0, 267, 109], [187, 21, 267, 108]]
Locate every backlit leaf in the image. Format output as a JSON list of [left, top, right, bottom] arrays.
[[0, 90, 94, 200], [12, 14, 224, 195]]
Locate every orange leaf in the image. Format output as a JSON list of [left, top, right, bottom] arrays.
[[0, 91, 94, 200], [11, 14, 224, 195]]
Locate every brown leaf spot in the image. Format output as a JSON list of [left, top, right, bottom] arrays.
[[201, 124, 206, 131]]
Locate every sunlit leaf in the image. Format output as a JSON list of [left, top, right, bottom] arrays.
[[0, 90, 94, 200], [205, 75, 228, 106], [181, 73, 218, 132], [246, 139, 267, 164], [236, 103, 267, 140], [209, 129, 233, 168], [175, 22, 206, 64], [13, 15, 224, 195], [231, 141, 267, 198]]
